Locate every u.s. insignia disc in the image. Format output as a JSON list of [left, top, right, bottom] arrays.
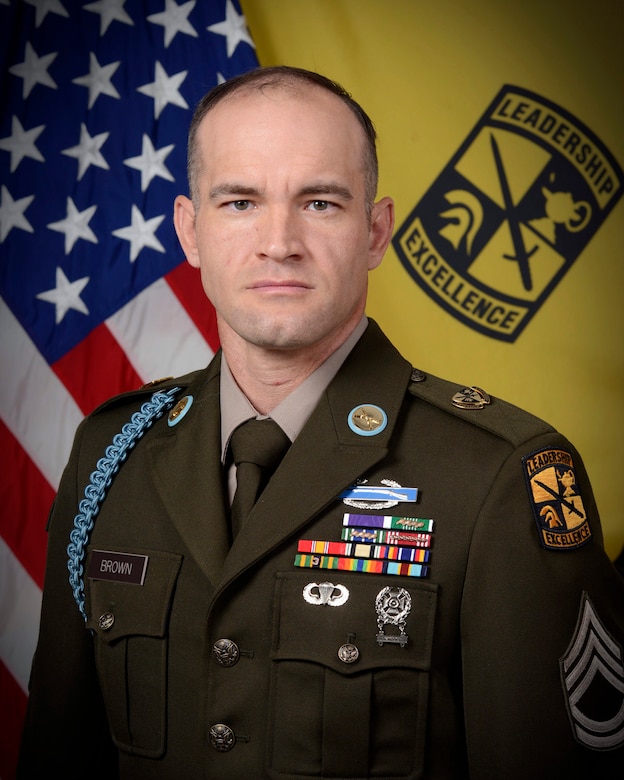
[[523, 447, 591, 551]]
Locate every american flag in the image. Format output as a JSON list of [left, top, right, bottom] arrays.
[[0, 1, 258, 774]]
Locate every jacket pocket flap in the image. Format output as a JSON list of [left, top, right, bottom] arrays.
[[85, 548, 182, 642], [272, 570, 438, 674]]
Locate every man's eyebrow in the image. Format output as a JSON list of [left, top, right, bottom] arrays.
[[208, 183, 261, 199], [298, 183, 353, 201]]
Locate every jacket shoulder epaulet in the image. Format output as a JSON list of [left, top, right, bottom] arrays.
[[89, 370, 202, 417], [407, 368, 555, 449]]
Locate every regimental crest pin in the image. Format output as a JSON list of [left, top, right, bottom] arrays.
[[560, 592, 624, 750], [522, 447, 591, 551], [392, 84, 623, 342], [451, 385, 491, 410]]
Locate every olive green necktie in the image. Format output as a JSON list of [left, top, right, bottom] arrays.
[[229, 418, 290, 537]]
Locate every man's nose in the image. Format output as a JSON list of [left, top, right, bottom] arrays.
[[256, 206, 303, 262]]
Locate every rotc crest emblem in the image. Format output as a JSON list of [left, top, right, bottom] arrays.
[[393, 85, 623, 342], [522, 447, 591, 551]]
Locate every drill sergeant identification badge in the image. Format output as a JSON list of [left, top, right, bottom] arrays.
[[393, 85, 623, 342]]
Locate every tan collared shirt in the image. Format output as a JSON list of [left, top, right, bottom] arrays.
[[220, 317, 368, 502]]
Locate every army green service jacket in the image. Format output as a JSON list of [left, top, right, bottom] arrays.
[[18, 320, 624, 779]]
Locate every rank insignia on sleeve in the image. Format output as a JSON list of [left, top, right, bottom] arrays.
[[560, 592, 624, 750], [522, 447, 591, 551]]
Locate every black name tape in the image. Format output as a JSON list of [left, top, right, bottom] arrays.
[[87, 550, 148, 585]]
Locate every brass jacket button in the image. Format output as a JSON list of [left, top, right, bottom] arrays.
[[212, 638, 240, 667], [209, 723, 235, 752], [98, 612, 115, 631], [338, 642, 360, 664]]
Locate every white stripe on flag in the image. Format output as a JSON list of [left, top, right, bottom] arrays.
[[0, 537, 42, 694], [106, 278, 214, 383], [0, 296, 82, 491]]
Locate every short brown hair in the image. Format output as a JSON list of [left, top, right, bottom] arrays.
[[186, 65, 379, 209]]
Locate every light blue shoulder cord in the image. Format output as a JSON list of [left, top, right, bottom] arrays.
[[67, 386, 181, 621]]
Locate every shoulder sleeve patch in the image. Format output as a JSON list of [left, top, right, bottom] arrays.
[[522, 447, 591, 551], [560, 592, 624, 750]]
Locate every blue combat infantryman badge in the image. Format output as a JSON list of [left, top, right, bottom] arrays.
[[522, 447, 591, 551]]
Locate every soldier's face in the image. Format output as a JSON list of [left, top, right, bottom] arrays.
[[174, 85, 393, 356]]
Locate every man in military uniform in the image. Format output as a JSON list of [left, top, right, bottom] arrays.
[[18, 66, 624, 779]]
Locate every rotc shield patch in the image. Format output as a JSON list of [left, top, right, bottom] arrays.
[[392, 85, 623, 342], [522, 447, 591, 551]]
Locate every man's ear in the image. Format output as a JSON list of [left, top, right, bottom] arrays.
[[368, 196, 395, 271], [173, 195, 199, 268]]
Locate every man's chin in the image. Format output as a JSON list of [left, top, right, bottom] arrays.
[[236, 313, 321, 350], [249, 331, 312, 352]]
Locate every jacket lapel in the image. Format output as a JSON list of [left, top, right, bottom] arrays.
[[147, 354, 231, 586], [219, 321, 413, 586]]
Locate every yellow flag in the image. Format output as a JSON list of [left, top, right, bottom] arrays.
[[241, 0, 624, 559]]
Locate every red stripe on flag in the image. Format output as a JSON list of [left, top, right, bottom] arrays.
[[0, 420, 51, 589], [0, 659, 27, 780], [166, 262, 220, 353], [52, 323, 143, 415]]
